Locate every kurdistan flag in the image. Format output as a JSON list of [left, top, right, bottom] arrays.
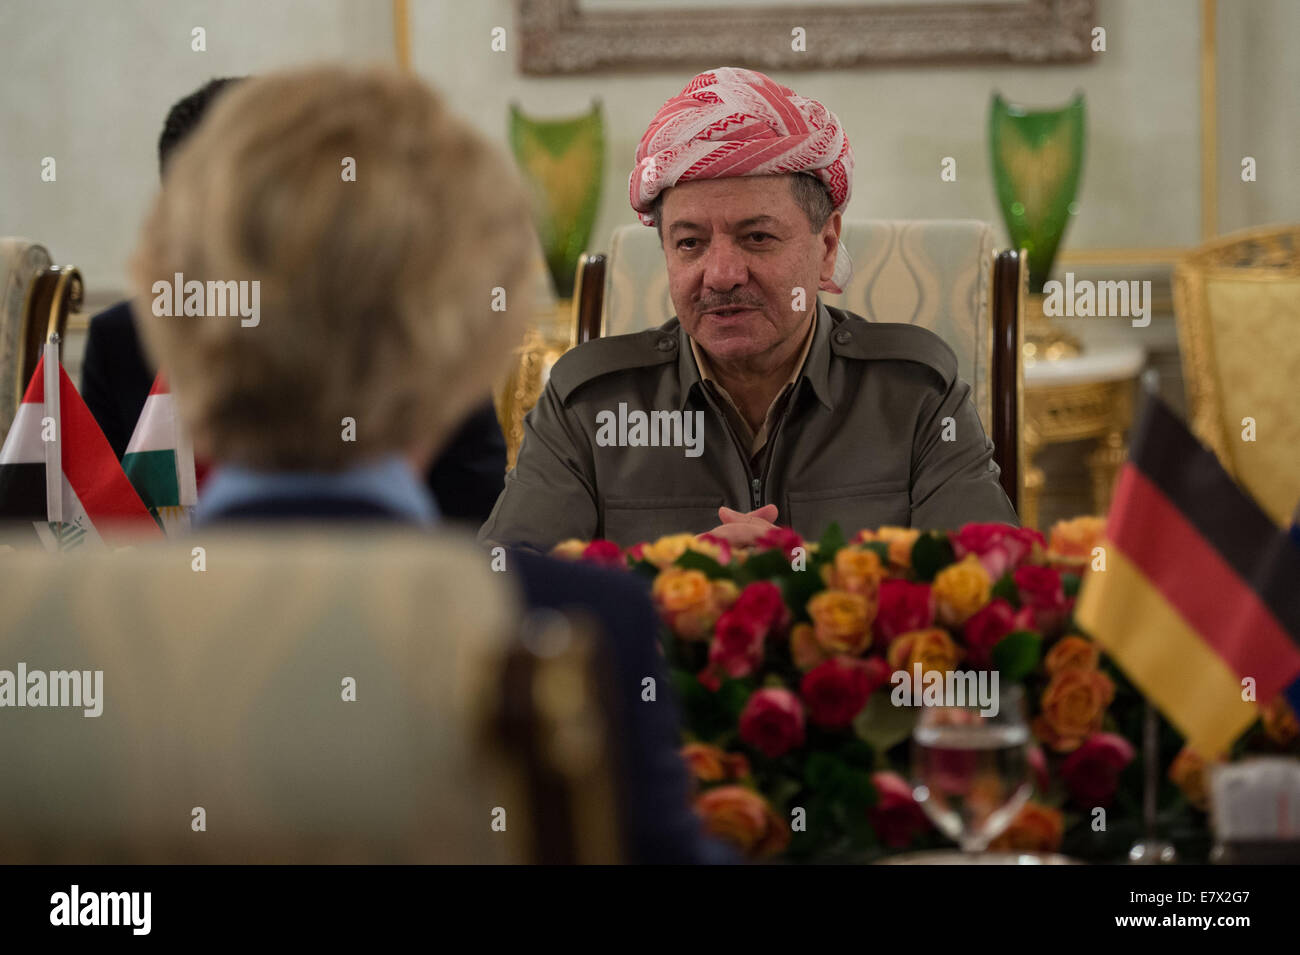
[[0, 344, 160, 549], [122, 373, 198, 534]]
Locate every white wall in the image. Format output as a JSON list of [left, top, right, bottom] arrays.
[[1, 0, 1296, 303]]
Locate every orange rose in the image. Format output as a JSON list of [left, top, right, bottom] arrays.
[[640, 533, 727, 569], [1044, 635, 1101, 676], [1262, 696, 1300, 746], [887, 627, 963, 677], [1169, 746, 1216, 811], [931, 554, 992, 626], [988, 802, 1064, 852], [807, 590, 875, 656], [789, 623, 828, 671], [680, 743, 750, 784], [821, 546, 886, 598], [856, 526, 921, 572], [694, 785, 790, 857], [1047, 516, 1106, 568], [1033, 667, 1115, 752], [652, 568, 738, 640], [550, 539, 588, 560]]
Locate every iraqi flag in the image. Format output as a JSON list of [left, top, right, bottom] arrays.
[[1076, 392, 1300, 757], [123, 373, 198, 534], [0, 344, 160, 548]]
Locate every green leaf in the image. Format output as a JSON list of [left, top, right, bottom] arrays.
[[674, 549, 731, 580], [852, 690, 916, 756], [992, 630, 1042, 682], [911, 533, 955, 582], [805, 752, 847, 791], [717, 678, 755, 719], [737, 549, 792, 582], [860, 540, 891, 564], [991, 573, 1019, 606], [781, 570, 824, 621], [1062, 572, 1081, 598], [629, 558, 660, 580], [817, 522, 847, 558]]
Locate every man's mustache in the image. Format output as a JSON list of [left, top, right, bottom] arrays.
[[697, 298, 764, 312]]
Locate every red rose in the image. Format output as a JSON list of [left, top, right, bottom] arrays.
[[738, 688, 807, 758], [867, 771, 931, 849], [731, 581, 790, 636], [581, 539, 626, 568], [754, 525, 805, 560], [962, 598, 1035, 670], [951, 523, 1044, 581], [800, 656, 884, 729], [874, 579, 935, 642], [1027, 743, 1049, 794], [1013, 565, 1070, 633], [698, 668, 721, 692], [1060, 732, 1135, 807], [695, 532, 733, 565], [707, 608, 766, 679]]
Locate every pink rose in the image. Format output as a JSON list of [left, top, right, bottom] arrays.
[[951, 523, 1044, 581], [962, 598, 1035, 670], [695, 532, 733, 565], [799, 656, 885, 730], [731, 581, 790, 636], [867, 771, 932, 849], [874, 579, 935, 642], [581, 539, 626, 568], [738, 688, 807, 759], [754, 526, 805, 560], [1013, 565, 1070, 633], [1060, 733, 1135, 807], [707, 608, 766, 679], [1027, 743, 1049, 795]]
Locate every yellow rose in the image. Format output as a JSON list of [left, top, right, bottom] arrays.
[[1047, 516, 1106, 567], [639, 533, 696, 569], [680, 743, 750, 784], [887, 628, 962, 677], [1169, 746, 1216, 811], [857, 526, 921, 572], [694, 785, 790, 857], [988, 802, 1064, 852], [807, 590, 874, 656], [550, 539, 588, 560], [652, 568, 737, 640], [1043, 635, 1100, 676], [821, 547, 885, 598], [789, 623, 828, 671], [1262, 696, 1300, 746], [1033, 667, 1115, 752], [931, 554, 991, 626]]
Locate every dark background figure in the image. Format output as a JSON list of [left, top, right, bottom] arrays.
[[80, 77, 507, 525]]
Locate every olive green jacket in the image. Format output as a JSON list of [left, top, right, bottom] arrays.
[[480, 301, 1018, 549]]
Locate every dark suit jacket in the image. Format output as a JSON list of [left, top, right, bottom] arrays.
[[195, 494, 735, 864], [81, 301, 508, 525]]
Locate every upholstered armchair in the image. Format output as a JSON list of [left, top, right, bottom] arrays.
[[1173, 224, 1300, 526], [0, 529, 623, 863], [0, 237, 82, 441]]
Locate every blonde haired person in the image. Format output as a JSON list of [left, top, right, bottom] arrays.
[[129, 65, 728, 864]]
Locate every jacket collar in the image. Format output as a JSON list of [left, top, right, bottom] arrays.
[[676, 299, 835, 412]]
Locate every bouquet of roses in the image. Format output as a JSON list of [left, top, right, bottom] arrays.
[[551, 517, 1298, 861]]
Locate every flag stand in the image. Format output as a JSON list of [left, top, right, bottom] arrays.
[[1127, 701, 1177, 864]]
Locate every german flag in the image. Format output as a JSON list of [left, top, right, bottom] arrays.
[[1076, 392, 1300, 757]]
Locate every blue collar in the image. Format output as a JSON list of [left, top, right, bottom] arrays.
[[194, 455, 439, 526]]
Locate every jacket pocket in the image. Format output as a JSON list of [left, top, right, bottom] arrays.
[[602, 496, 723, 547], [785, 482, 910, 538]]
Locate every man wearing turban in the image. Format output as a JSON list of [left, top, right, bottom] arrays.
[[482, 67, 1018, 550]]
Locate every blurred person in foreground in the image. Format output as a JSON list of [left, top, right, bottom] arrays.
[[128, 65, 730, 864], [81, 76, 506, 527]]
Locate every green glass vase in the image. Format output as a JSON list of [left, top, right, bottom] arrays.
[[508, 100, 604, 300], [989, 92, 1086, 295]]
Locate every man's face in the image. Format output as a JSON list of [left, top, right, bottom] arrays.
[[659, 175, 841, 364]]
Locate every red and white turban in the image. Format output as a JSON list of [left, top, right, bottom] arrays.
[[630, 67, 854, 292]]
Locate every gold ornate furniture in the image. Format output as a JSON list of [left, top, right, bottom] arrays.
[[1022, 345, 1146, 529], [1173, 224, 1300, 527], [0, 529, 623, 863], [0, 238, 82, 440], [543, 219, 1025, 511]]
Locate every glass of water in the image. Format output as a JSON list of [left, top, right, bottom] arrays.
[[909, 684, 1031, 853]]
